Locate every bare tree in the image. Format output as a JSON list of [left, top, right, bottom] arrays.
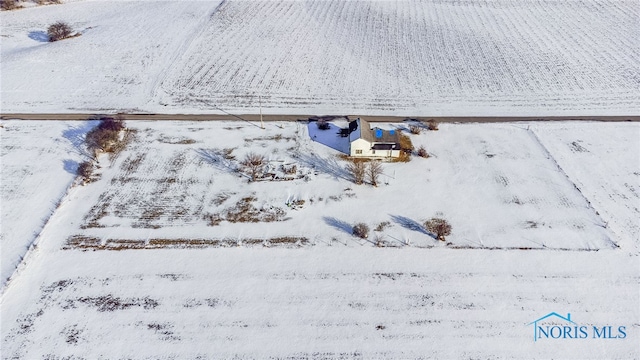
[[424, 217, 452, 241], [47, 21, 73, 42], [367, 161, 383, 187], [85, 116, 126, 154], [241, 152, 266, 182], [346, 160, 366, 185]]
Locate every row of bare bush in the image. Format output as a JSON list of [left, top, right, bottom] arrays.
[[76, 116, 127, 184], [408, 120, 439, 134], [352, 217, 452, 241]]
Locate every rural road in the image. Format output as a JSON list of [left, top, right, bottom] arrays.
[[1, 113, 638, 123]]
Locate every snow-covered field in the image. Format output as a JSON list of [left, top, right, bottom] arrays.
[[1, 0, 639, 357], [0, 120, 94, 287], [0, 0, 223, 113], [532, 122, 640, 253], [29, 120, 625, 252], [2, 0, 639, 115], [1, 120, 638, 358]]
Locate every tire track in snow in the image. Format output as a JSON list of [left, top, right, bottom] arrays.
[[524, 126, 620, 249]]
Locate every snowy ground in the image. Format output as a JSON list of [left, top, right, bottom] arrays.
[[2, 0, 639, 115], [2, 248, 638, 359], [1, 120, 638, 358], [0, 0, 223, 113], [531, 122, 640, 253], [0, 120, 95, 287], [27, 120, 625, 252]]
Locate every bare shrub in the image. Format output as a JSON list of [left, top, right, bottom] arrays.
[[427, 119, 439, 131], [281, 164, 297, 175], [77, 161, 93, 183], [346, 160, 366, 185], [367, 161, 383, 187], [374, 221, 391, 232], [352, 223, 369, 239], [222, 148, 235, 160], [85, 116, 126, 154], [374, 234, 386, 247], [267, 237, 309, 247], [317, 119, 330, 130], [409, 125, 422, 135], [240, 152, 266, 181], [47, 21, 73, 42], [417, 146, 429, 158], [1, 0, 19, 10], [424, 217, 452, 241]]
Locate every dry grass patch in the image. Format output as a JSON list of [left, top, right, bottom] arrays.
[[147, 239, 234, 248], [76, 295, 158, 312], [268, 236, 308, 245], [158, 136, 196, 145], [64, 236, 146, 250], [395, 132, 414, 162], [120, 152, 145, 174], [64, 236, 309, 250], [245, 134, 294, 142], [224, 196, 286, 223], [81, 193, 114, 228]]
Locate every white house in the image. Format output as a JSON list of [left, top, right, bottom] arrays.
[[348, 118, 401, 158]]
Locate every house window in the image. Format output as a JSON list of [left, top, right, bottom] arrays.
[[355, 149, 363, 155]]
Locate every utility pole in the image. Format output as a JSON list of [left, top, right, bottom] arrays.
[[259, 95, 264, 129]]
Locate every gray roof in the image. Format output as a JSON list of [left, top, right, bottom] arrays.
[[353, 118, 399, 145]]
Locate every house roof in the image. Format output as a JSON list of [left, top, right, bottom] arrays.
[[349, 118, 399, 145]]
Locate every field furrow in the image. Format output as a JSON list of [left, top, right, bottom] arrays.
[[159, 0, 638, 114]]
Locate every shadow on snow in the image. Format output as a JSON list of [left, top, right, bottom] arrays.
[[28, 31, 49, 43], [323, 216, 352, 235], [307, 122, 350, 154], [390, 214, 436, 239]]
